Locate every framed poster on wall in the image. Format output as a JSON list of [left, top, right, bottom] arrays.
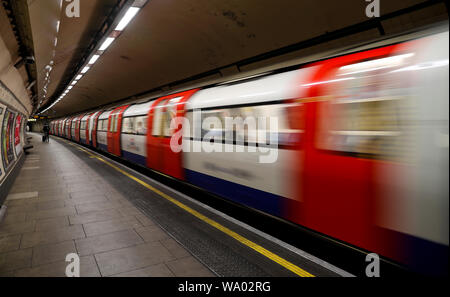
[[0, 105, 4, 182], [14, 114, 23, 157], [2, 109, 16, 171]]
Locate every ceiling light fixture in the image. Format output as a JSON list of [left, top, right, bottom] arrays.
[[115, 7, 140, 31], [88, 55, 100, 64], [99, 37, 115, 51]]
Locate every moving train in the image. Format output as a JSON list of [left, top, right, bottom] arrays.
[[50, 29, 449, 275]]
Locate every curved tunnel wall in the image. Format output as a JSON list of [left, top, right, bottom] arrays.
[[0, 82, 27, 207], [0, 27, 32, 207]]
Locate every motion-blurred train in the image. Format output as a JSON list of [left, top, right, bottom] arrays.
[[50, 29, 449, 275]]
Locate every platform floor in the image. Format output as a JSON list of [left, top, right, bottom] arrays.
[[0, 133, 348, 277]]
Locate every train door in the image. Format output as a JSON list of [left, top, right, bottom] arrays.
[[297, 44, 405, 253], [91, 111, 102, 148], [71, 117, 78, 141], [107, 105, 129, 156], [67, 118, 72, 139], [75, 115, 83, 142], [85, 112, 95, 144], [147, 89, 198, 179], [60, 120, 64, 136]]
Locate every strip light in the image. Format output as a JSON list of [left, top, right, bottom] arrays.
[[115, 7, 140, 31], [89, 55, 100, 64], [99, 37, 115, 51]]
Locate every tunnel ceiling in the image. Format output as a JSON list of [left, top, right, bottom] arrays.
[[31, 0, 448, 117]]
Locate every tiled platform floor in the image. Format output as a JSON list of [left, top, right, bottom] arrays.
[[0, 133, 214, 277]]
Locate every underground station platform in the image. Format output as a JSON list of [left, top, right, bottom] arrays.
[[0, 0, 448, 290], [0, 133, 350, 277]]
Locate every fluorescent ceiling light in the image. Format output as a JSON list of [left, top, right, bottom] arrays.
[[76, 75, 82, 80], [71, 81, 77, 85], [115, 7, 140, 31], [99, 37, 115, 51], [81, 66, 90, 73], [68, 86, 73, 90], [89, 55, 100, 64]]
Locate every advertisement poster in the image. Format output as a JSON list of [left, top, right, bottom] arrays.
[[0, 106, 4, 180], [14, 114, 23, 156], [2, 110, 9, 169], [2, 110, 15, 170]]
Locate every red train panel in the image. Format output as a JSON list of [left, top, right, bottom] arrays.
[[146, 89, 198, 180], [107, 105, 129, 156]]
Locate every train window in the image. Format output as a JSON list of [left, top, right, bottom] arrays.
[[122, 116, 147, 135], [105, 118, 110, 132], [199, 103, 296, 146], [318, 97, 406, 159], [253, 104, 294, 145], [317, 63, 413, 161], [152, 103, 164, 136], [200, 109, 225, 141], [109, 115, 116, 132], [114, 115, 119, 132], [122, 117, 136, 134], [80, 121, 86, 130], [162, 103, 176, 137], [135, 116, 147, 135], [98, 119, 108, 132], [152, 100, 177, 137]]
